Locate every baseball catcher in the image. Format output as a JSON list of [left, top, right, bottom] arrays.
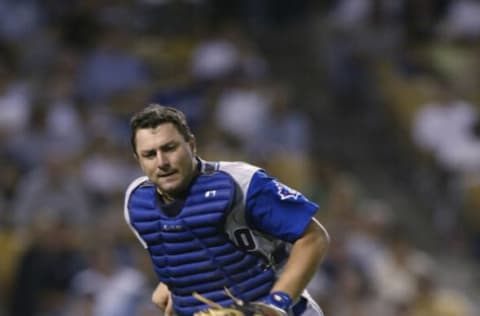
[[125, 105, 329, 316]]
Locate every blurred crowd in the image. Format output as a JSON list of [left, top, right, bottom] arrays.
[[0, 0, 480, 315]]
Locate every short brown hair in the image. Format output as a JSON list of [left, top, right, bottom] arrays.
[[130, 104, 194, 154]]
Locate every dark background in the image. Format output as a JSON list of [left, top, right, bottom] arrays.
[[0, 1, 479, 315]]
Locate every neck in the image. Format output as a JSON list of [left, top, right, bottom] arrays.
[[157, 189, 176, 204]]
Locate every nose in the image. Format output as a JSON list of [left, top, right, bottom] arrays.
[[156, 151, 170, 169]]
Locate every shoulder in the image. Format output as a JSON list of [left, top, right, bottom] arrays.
[[218, 161, 261, 179], [125, 176, 151, 200], [124, 176, 152, 249], [217, 161, 263, 198], [199, 158, 261, 176], [198, 159, 264, 204], [200, 158, 262, 185], [124, 176, 156, 213]]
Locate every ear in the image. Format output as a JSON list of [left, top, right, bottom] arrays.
[[189, 136, 197, 155]]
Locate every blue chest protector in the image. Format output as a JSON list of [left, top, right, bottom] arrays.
[[127, 171, 276, 316]]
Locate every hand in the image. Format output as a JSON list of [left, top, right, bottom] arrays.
[[253, 291, 292, 316], [192, 290, 286, 316], [251, 302, 287, 316], [152, 282, 173, 316]]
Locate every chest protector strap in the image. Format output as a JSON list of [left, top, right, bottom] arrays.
[[128, 171, 275, 316]]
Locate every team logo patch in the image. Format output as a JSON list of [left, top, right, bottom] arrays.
[[274, 180, 300, 200]]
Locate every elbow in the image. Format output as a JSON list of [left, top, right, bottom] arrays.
[[312, 218, 330, 260]]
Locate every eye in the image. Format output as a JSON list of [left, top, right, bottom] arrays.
[[142, 151, 156, 159], [164, 143, 178, 152]]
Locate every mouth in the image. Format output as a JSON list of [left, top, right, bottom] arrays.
[[158, 170, 177, 178]]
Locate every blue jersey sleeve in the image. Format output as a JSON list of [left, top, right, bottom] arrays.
[[245, 170, 319, 242]]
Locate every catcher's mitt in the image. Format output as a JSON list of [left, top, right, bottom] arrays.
[[192, 289, 287, 316]]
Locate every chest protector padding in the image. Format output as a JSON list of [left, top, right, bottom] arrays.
[[128, 171, 275, 316]]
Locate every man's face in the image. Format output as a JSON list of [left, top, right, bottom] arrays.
[[134, 123, 197, 198]]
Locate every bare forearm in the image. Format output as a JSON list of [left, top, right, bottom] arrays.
[[271, 218, 329, 300]]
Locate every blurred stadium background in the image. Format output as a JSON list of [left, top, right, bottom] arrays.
[[0, 0, 480, 315]]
